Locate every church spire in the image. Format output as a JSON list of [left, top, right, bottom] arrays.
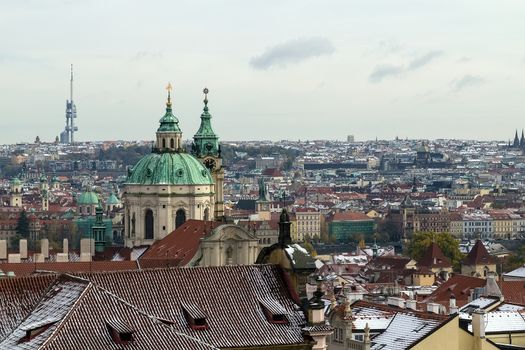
[[192, 87, 219, 158]]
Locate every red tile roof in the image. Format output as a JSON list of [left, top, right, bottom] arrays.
[[332, 212, 372, 221], [462, 240, 496, 266], [501, 281, 525, 305], [140, 220, 221, 265], [82, 265, 308, 348], [417, 242, 452, 269], [425, 274, 486, 307], [0, 274, 56, 340]]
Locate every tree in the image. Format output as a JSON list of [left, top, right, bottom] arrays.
[[301, 241, 317, 257], [16, 210, 30, 239], [406, 232, 464, 269], [10, 210, 30, 250]]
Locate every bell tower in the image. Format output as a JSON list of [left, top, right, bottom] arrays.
[[10, 178, 23, 207], [192, 88, 224, 219]]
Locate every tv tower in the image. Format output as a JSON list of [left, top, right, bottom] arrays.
[[59, 64, 78, 144]]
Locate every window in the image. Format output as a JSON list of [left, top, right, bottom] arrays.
[[162, 138, 166, 148], [176, 209, 186, 228], [204, 208, 210, 221], [170, 138, 174, 149], [145, 209, 154, 239]]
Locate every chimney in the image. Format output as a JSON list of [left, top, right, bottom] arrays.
[[472, 309, 486, 339], [56, 253, 68, 262], [33, 253, 45, 263], [0, 240, 7, 260], [449, 294, 456, 308], [406, 300, 417, 311], [426, 302, 441, 314], [63, 238, 69, 255], [19, 239, 28, 259], [80, 238, 95, 257], [40, 238, 49, 259], [387, 297, 405, 309], [8, 254, 21, 263]]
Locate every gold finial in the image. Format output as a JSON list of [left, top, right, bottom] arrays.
[[166, 83, 173, 107]]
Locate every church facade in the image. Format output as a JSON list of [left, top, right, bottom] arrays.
[[123, 86, 224, 247]]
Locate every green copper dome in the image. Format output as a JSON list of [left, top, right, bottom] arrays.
[[106, 192, 120, 205], [126, 152, 213, 185], [77, 191, 100, 205], [11, 178, 21, 185]]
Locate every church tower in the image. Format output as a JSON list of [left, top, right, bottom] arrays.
[[192, 88, 225, 219], [92, 203, 107, 253], [10, 178, 22, 207]]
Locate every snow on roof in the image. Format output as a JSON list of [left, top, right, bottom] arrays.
[[459, 297, 500, 319], [496, 303, 525, 312], [370, 313, 441, 350], [504, 264, 525, 278], [467, 311, 525, 333]]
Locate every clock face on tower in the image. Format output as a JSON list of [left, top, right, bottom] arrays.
[[204, 158, 216, 171]]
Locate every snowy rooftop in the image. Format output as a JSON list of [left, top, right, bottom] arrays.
[[467, 311, 525, 333], [459, 297, 500, 319], [370, 313, 441, 350]]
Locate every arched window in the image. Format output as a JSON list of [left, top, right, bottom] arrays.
[[131, 213, 136, 234], [176, 209, 186, 228], [170, 138, 174, 149], [204, 208, 210, 221], [145, 209, 154, 239], [162, 138, 166, 148]]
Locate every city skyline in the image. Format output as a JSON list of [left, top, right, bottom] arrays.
[[1, 0, 524, 144]]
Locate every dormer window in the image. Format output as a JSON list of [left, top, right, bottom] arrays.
[[20, 318, 58, 341], [106, 319, 134, 344], [182, 303, 208, 330], [259, 298, 288, 324]]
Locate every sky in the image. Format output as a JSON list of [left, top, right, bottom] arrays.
[[1, 0, 524, 143]]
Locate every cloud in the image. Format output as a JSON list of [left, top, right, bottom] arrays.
[[250, 37, 335, 70], [457, 56, 471, 63], [368, 64, 404, 83], [369, 50, 443, 83], [451, 75, 485, 92], [407, 51, 442, 70]]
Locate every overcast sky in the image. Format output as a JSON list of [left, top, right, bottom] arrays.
[[1, 0, 524, 143]]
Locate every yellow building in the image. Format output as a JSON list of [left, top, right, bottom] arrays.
[[296, 208, 322, 242]]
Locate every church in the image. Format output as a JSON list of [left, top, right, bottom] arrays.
[[123, 85, 224, 247]]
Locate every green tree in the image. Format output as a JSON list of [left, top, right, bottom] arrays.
[[407, 232, 464, 269], [16, 210, 30, 239]]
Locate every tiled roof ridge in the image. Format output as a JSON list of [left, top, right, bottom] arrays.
[[78, 263, 279, 277]]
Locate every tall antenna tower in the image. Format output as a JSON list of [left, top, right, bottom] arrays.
[[60, 64, 78, 144]]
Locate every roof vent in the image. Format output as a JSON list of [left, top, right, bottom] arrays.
[[181, 302, 208, 330], [106, 319, 134, 344], [259, 298, 288, 324]]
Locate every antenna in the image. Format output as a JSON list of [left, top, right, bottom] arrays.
[[70, 64, 73, 102]]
